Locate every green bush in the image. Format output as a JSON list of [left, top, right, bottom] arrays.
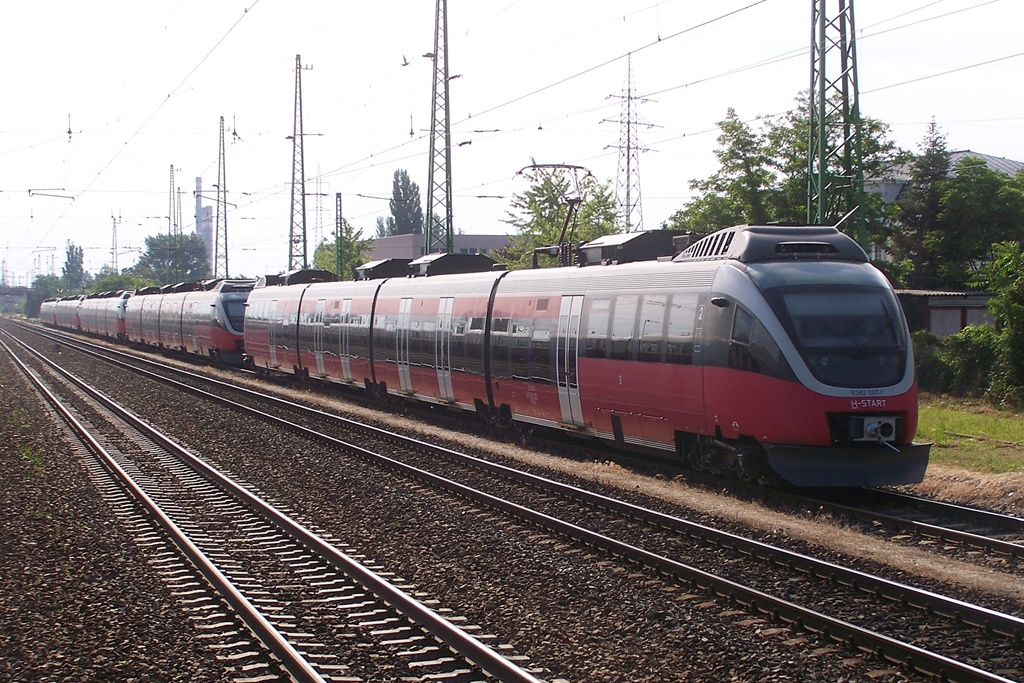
[[912, 330, 950, 392], [939, 325, 1000, 397]]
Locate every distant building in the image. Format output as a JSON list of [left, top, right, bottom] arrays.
[[897, 290, 994, 339], [867, 150, 1024, 204], [364, 233, 510, 261], [195, 177, 214, 266]]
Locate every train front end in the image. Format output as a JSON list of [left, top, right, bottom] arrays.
[[694, 226, 930, 487]]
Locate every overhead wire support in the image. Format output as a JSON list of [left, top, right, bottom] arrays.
[[168, 164, 180, 237], [807, 0, 867, 249], [110, 214, 119, 273], [425, 0, 454, 255], [288, 54, 313, 271], [335, 193, 343, 277], [603, 54, 656, 233], [214, 116, 229, 279]]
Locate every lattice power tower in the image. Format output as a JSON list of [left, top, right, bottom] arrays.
[[606, 55, 652, 233], [214, 116, 229, 278], [425, 0, 454, 254], [807, 0, 867, 247], [289, 54, 312, 270]]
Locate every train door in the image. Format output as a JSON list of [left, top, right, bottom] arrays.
[[397, 297, 413, 393], [340, 298, 353, 381], [269, 299, 279, 368], [436, 297, 455, 402], [556, 295, 584, 426], [313, 298, 327, 377]]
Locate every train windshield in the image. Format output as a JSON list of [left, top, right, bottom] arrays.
[[747, 262, 906, 388], [225, 301, 246, 331]]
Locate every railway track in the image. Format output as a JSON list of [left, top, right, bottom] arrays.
[[7, 321, 1024, 682], [793, 486, 1024, 561], [20, 320, 1024, 567], [3, 331, 542, 683]]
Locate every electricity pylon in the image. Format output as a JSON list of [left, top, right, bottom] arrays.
[[214, 116, 229, 278], [807, 0, 867, 248], [604, 54, 654, 233], [289, 54, 312, 270], [168, 164, 181, 238], [425, 0, 453, 254]]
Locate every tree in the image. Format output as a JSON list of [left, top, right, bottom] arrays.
[[25, 274, 63, 318], [131, 233, 211, 285], [663, 109, 779, 234], [764, 93, 906, 244], [663, 97, 905, 245], [890, 121, 950, 289], [312, 218, 372, 280], [88, 268, 159, 294], [498, 166, 617, 269], [376, 169, 424, 237], [972, 241, 1024, 405], [932, 157, 1024, 288], [61, 242, 88, 292]]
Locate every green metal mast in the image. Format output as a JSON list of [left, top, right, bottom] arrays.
[[808, 0, 867, 249]]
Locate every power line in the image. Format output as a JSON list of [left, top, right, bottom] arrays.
[[35, 0, 262, 250], [864, 50, 1024, 94]]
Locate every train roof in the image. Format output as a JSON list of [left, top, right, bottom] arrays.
[[256, 269, 338, 288], [673, 224, 868, 264], [578, 230, 689, 265], [408, 252, 501, 277]]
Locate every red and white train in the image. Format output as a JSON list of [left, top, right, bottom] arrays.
[[41, 279, 255, 365], [40, 225, 929, 487], [243, 224, 930, 487]]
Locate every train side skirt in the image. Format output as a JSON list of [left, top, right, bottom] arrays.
[[766, 443, 931, 488]]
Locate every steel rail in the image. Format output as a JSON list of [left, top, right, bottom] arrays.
[[0, 337, 327, 683], [41, 326, 1024, 647], [794, 489, 1024, 560], [3, 329, 543, 683], [17, 330, 1019, 682]]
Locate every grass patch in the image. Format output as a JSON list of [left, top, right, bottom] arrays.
[[19, 444, 46, 475], [916, 393, 1024, 475]]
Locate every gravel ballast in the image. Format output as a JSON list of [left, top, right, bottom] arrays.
[[6, 323, 1017, 681], [0, 350, 232, 682]]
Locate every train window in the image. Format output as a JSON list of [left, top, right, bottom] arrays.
[[352, 315, 371, 359], [409, 320, 423, 366], [470, 317, 485, 331], [732, 306, 754, 345], [465, 328, 485, 374], [728, 309, 781, 377], [531, 327, 552, 383], [536, 298, 549, 311], [665, 294, 697, 365], [638, 294, 667, 363], [224, 301, 245, 331], [610, 294, 638, 361], [493, 318, 510, 333], [585, 298, 610, 359], [492, 333, 511, 379], [510, 328, 530, 379]]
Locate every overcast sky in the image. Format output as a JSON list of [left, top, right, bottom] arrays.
[[2, 0, 1021, 284]]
